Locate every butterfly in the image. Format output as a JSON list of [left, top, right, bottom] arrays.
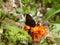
[[25, 14, 36, 27], [24, 14, 48, 42]]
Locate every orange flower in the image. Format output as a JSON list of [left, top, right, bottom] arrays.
[[31, 25, 48, 42], [24, 25, 30, 30], [24, 24, 48, 42], [31, 26, 39, 33], [32, 33, 42, 42], [38, 26, 48, 36]]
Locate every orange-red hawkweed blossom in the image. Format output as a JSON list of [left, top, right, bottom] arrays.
[[24, 24, 48, 42]]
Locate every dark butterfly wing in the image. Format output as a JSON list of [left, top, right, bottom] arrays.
[[25, 14, 36, 27]]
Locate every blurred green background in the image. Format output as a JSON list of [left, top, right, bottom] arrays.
[[0, 0, 60, 45]]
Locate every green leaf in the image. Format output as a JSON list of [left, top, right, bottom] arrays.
[[30, 8, 37, 15], [0, 28, 3, 34], [44, 0, 52, 4], [51, 24, 60, 32], [49, 15, 60, 23], [19, 18, 25, 22], [43, 6, 60, 21], [0, 2, 3, 6], [0, 11, 6, 18], [55, 37, 60, 45]]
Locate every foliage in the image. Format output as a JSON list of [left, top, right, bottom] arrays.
[[16, 0, 37, 15], [43, 0, 60, 24], [0, 11, 6, 18], [0, 25, 32, 45], [44, 0, 60, 6], [43, 6, 60, 21], [0, 1, 3, 6]]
